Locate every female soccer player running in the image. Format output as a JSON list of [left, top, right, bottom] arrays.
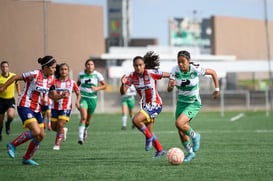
[[120, 51, 170, 158], [51, 63, 81, 150], [167, 50, 219, 162], [77, 59, 106, 145], [0, 56, 68, 165]]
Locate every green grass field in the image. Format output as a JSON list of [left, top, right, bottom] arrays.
[[0, 111, 272, 181]]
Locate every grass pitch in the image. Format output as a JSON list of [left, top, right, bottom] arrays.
[[0, 111, 272, 181]]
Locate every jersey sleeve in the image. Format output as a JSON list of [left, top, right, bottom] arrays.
[[125, 72, 133, 86], [149, 69, 163, 80], [22, 70, 38, 82], [194, 65, 206, 77], [97, 72, 104, 82], [73, 80, 80, 92], [170, 66, 177, 80]]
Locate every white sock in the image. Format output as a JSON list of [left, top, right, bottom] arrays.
[[78, 125, 85, 141], [122, 115, 127, 127]]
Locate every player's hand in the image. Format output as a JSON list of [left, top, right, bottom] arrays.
[[75, 102, 80, 110], [62, 91, 69, 98], [167, 80, 176, 91], [213, 91, 219, 99], [121, 74, 128, 84], [91, 85, 98, 91]]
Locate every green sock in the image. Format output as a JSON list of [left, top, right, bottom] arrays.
[[185, 127, 196, 139]]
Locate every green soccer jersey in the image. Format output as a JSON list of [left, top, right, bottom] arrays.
[[78, 70, 104, 98], [170, 64, 206, 103]]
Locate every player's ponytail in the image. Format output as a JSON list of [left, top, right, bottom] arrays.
[[38, 55, 56, 68], [143, 51, 160, 70]]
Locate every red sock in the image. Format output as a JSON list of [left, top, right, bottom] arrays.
[[23, 139, 40, 160], [55, 133, 64, 146], [11, 131, 32, 147], [140, 126, 152, 138], [153, 139, 163, 151]]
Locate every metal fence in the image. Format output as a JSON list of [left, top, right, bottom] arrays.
[[83, 89, 272, 117]]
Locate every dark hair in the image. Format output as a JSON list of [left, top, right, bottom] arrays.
[[38, 55, 56, 68], [133, 56, 144, 64], [55, 63, 69, 79], [177, 50, 199, 66], [0, 61, 9, 66], [143, 51, 160, 69], [85, 58, 94, 67], [177, 50, 191, 60]]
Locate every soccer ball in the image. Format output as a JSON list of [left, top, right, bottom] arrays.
[[167, 147, 184, 165]]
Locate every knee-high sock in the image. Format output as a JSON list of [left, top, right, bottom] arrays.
[[184, 126, 196, 139], [55, 133, 64, 146], [78, 124, 85, 141], [6, 118, 13, 124], [11, 131, 33, 147], [23, 139, 40, 160], [122, 115, 127, 127], [152, 133, 163, 151], [139, 125, 152, 138]]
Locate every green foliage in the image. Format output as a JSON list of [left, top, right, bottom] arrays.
[[0, 111, 272, 181]]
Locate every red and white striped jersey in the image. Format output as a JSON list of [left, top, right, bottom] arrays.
[[53, 78, 79, 110], [18, 69, 55, 112], [40, 92, 52, 106], [126, 69, 163, 107]]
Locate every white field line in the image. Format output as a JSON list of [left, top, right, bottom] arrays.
[[230, 113, 245, 122]]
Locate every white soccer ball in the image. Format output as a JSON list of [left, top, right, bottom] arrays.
[[167, 147, 184, 165]]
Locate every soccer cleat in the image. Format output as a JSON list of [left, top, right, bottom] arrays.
[[184, 152, 195, 162], [63, 127, 68, 142], [78, 140, 84, 145], [6, 143, 16, 158], [192, 133, 201, 152], [5, 122, 10, 135], [145, 136, 153, 151], [153, 149, 166, 158], [121, 126, 126, 130], [22, 158, 39, 166], [53, 145, 60, 150], [83, 130, 88, 141]]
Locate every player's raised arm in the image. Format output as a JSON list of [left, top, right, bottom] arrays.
[[120, 74, 129, 95]]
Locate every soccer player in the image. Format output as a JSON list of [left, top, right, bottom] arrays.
[[167, 50, 219, 162], [121, 85, 136, 130], [41, 93, 52, 130], [0, 56, 68, 165], [0, 61, 21, 141], [120, 51, 170, 158], [51, 63, 81, 150], [77, 59, 106, 145]]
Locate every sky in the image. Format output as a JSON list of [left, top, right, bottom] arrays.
[[53, 0, 273, 46]]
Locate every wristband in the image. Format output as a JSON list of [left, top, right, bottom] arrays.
[[215, 88, 220, 91]]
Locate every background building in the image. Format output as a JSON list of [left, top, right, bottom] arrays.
[[0, 0, 105, 81]]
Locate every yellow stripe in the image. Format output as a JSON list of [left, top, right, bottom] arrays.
[[38, 123, 44, 128], [59, 115, 70, 122], [51, 118, 58, 123], [140, 110, 151, 123], [23, 118, 37, 128]]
